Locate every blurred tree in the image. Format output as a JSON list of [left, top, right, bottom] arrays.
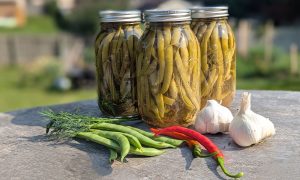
[[44, 0, 130, 36], [187, 0, 300, 25], [44, 0, 69, 29]]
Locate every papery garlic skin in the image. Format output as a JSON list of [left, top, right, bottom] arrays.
[[229, 92, 275, 147], [194, 100, 233, 134]]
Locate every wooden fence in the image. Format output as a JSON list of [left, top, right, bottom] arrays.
[[236, 19, 300, 74], [0, 33, 83, 65]]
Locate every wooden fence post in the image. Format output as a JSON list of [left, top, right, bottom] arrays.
[[7, 36, 16, 65], [264, 21, 274, 63], [290, 43, 298, 75], [238, 20, 250, 58]]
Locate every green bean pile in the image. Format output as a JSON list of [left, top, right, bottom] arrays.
[[137, 23, 201, 127], [191, 19, 236, 108], [95, 22, 143, 116], [43, 110, 183, 162]]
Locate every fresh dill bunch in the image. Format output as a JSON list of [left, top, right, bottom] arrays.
[[41, 110, 91, 139], [40, 109, 141, 139]]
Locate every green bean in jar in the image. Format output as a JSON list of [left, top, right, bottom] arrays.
[[95, 11, 143, 117], [191, 6, 236, 108], [137, 10, 201, 127]]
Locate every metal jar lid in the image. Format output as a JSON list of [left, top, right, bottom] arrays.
[[99, 10, 141, 22], [191, 6, 228, 18], [144, 10, 191, 22]]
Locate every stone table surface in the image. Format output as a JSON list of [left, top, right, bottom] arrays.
[[0, 90, 299, 180]]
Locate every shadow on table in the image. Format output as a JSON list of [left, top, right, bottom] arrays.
[[21, 134, 114, 176], [204, 158, 227, 180], [179, 145, 227, 180], [67, 139, 114, 176], [179, 147, 193, 170]]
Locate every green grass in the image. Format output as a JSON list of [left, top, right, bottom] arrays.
[[0, 67, 97, 112], [237, 77, 300, 91], [0, 16, 59, 34]]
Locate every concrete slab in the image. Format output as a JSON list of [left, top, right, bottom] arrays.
[[0, 90, 299, 180]]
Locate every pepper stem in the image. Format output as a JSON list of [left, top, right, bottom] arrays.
[[193, 145, 218, 158], [217, 157, 244, 178]]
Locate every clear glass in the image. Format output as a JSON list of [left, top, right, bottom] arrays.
[[191, 17, 236, 108], [95, 22, 143, 116], [137, 21, 201, 127]]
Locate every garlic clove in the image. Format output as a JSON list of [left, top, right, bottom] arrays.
[[195, 100, 233, 134], [229, 92, 276, 147]]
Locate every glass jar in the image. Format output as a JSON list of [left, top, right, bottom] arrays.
[[95, 11, 143, 117], [137, 10, 201, 127], [191, 6, 236, 108]]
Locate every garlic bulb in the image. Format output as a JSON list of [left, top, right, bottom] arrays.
[[229, 92, 275, 147], [194, 100, 233, 134]]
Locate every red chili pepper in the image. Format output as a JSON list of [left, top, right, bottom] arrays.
[[152, 128, 194, 148], [151, 128, 218, 157], [152, 126, 244, 178], [151, 128, 193, 140]]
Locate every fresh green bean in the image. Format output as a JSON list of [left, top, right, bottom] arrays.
[[76, 132, 165, 157], [127, 126, 184, 147], [90, 123, 175, 149], [130, 147, 165, 156], [121, 133, 143, 150], [92, 130, 130, 162], [109, 148, 118, 163]]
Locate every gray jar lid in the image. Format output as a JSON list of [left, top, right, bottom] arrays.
[[99, 10, 141, 22], [191, 6, 228, 18], [144, 9, 191, 22]]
